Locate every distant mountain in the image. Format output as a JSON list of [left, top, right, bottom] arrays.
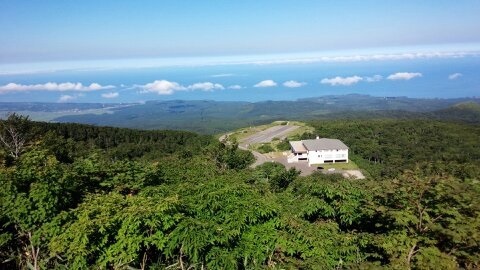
[[430, 101, 480, 124], [0, 102, 128, 112], [2, 95, 479, 134]]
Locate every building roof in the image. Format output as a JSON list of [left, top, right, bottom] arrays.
[[302, 138, 349, 151], [290, 141, 307, 153]]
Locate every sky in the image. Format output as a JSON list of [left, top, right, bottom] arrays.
[[0, 1, 479, 102], [1, 0, 480, 63]]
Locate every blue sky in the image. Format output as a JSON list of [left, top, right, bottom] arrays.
[[1, 1, 480, 63], [0, 1, 479, 102]]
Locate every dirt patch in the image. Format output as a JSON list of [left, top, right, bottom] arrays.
[[342, 170, 365, 179]]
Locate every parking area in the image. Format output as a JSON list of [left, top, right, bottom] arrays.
[[273, 154, 365, 178], [272, 156, 317, 176]]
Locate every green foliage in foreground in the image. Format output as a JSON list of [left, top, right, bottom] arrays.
[[0, 117, 479, 269]]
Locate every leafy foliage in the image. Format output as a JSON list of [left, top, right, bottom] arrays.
[[0, 118, 479, 269]]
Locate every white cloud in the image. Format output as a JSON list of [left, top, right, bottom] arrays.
[[140, 80, 186, 95], [0, 82, 114, 93], [254, 80, 277, 88], [187, 82, 224, 91], [387, 72, 422, 80], [58, 94, 84, 103], [58, 95, 76, 102], [101, 92, 119, 98], [139, 80, 226, 95], [320, 76, 363, 86], [448, 73, 463, 80], [228, 85, 243, 89], [283, 80, 307, 88], [364, 75, 383, 82]]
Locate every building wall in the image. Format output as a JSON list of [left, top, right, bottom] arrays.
[[288, 152, 307, 162], [307, 149, 348, 165]]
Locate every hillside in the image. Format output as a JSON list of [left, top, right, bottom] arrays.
[[3, 95, 479, 133], [431, 101, 480, 124], [1, 115, 479, 269]]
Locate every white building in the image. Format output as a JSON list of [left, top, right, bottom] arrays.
[[288, 137, 349, 166]]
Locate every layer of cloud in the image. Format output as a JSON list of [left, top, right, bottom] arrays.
[[210, 73, 234, 77], [283, 80, 307, 88], [228, 85, 243, 90], [140, 80, 186, 95], [250, 51, 480, 66], [448, 73, 463, 80], [101, 92, 119, 98], [387, 72, 422, 80], [321, 76, 363, 86], [254, 80, 277, 88], [187, 82, 224, 91], [1, 50, 478, 75], [0, 82, 115, 93]]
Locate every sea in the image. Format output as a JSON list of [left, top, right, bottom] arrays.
[[0, 56, 479, 103]]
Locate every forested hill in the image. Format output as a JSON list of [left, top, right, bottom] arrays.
[[2, 95, 479, 134], [430, 101, 480, 124], [1, 114, 479, 269], [51, 96, 480, 133]]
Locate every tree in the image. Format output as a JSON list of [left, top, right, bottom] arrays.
[[0, 148, 68, 269], [0, 113, 31, 159], [371, 167, 480, 269], [45, 192, 183, 269]]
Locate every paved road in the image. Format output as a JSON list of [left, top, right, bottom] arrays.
[[238, 125, 299, 168], [241, 125, 299, 145], [238, 144, 269, 167]]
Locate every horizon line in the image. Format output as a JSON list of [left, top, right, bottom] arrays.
[[1, 42, 480, 76]]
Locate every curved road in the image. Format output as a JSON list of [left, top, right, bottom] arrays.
[[220, 125, 299, 168], [238, 144, 269, 167]]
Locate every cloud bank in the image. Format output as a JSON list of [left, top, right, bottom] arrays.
[[101, 92, 119, 98], [283, 80, 306, 88], [387, 72, 422, 80], [1, 49, 478, 76], [0, 82, 114, 93], [250, 51, 480, 66], [321, 76, 363, 86], [448, 73, 463, 80], [254, 80, 277, 88]]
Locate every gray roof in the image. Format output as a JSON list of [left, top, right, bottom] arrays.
[[302, 138, 348, 151], [289, 141, 307, 153]]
